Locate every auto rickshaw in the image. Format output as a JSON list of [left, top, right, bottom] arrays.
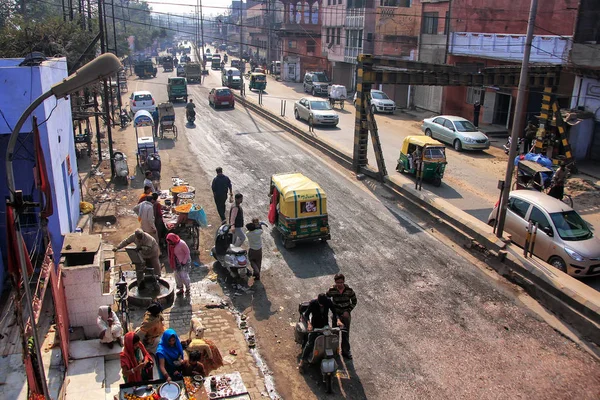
[[249, 72, 267, 91], [396, 135, 447, 187], [269, 173, 330, 248]]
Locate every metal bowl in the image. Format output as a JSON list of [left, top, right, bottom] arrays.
[[193, 375, 205, 383], [158, 381, 181, 400], [133, 385, 155, 396]]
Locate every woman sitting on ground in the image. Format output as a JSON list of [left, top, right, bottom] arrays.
[[120, 332, 154, 383], [97, 305, 123, 348], [156, 329, 185, 382]]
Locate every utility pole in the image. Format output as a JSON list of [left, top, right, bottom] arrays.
[[110, 0, 122, 110], [495, 0, 538, 238], [266, 0, 271, 63], [98, 0, 115, 175], [199, 0, 205, 62], [239, 0, 243, 60]]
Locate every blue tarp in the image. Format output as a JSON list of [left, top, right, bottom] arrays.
[[514, 153, 554, 169]]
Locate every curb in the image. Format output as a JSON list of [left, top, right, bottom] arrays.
[[233, 91, 600, 346]]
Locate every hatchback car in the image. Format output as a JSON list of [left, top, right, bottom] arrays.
[[488, 191, 600, 277], [422, 115, 490, 151], [294, 97, 339, 127], [353, 90, 396, 114], [129, 91, 156, 115], [208, 87, 235, 108]]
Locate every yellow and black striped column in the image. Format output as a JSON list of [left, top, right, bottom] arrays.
[[353, 55, 373, 172]]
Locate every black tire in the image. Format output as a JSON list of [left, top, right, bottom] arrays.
[[433, 177, 442, 187], [294, 109, 300, 120], [548, 256, 567, 273], [487, 219, 496, 228], [425, 128, 432, 137], [184, 96, 188, 102], [371, 105, 376, 115], [325, 373, 333, 394], [281, 233, 295, 249], [311, 88, 315, 96], [341, 101, 345, 110], [453, 139, 463, 152]]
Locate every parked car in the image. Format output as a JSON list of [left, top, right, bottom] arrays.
[[353, 89, 396, 114], [294, 97, 339, 127], [177, 64, 186, 77], [208, 87, 235, 108], [421, 115, 490, 151], [303, 71, 331, 96], [488, 191, 600, 277], [129, 90, 156, 115]]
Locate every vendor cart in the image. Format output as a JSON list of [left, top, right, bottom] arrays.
[[328, 84, 346, 110], [158, 102, 178, 140], [133, 110, 159, 174], [159, 186, 204, 255]]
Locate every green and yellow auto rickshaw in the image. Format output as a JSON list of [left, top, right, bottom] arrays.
[[249, 72, 267, 91], [396, 135, 447, 187], [269, 173, 330, 248]]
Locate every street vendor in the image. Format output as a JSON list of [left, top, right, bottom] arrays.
[[120, 332, 154, 383], [151, 192, 167, 248], [135, 301, 165, 354], [156, 329, 185, 382], [113, 229, 162, 284]]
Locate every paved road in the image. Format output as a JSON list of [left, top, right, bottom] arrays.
[[128, 61, 600, 399]]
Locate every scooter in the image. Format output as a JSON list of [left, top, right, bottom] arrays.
[[186, 109, 196, 125], [503, 136, 524, 155], [294, 304, 342, 394], [112, 151, 130, 183], [120, 108, 131, 128], [210, 224, 250, 280]]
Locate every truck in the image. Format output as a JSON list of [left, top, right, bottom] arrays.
[[162, 56, 173, 72], [167, 77, 188, 102], [134, 59, 157, 78], [211, 54, 222, 70], [185, 62, 202, 83]]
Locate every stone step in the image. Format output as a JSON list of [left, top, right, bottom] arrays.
[[65, 357, 106, 400], [69, 339, 123, 361], [104, 359, 123, 400]]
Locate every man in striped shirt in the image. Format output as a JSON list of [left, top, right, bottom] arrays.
[[326, 273, 357, 359]]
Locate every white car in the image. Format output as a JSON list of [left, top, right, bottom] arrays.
[[421, 115, 490, 151], [294, 97, 339, 127], [353, 89, 396, 114], [129, 91, 156, 115]]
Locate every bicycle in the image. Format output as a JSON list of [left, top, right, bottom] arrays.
[[112, 263, 131, 333]]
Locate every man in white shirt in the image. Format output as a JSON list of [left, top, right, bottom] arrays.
[[143, 171, 156, 193], [245, 218, 267, 280], [133, 197, 159, 245]]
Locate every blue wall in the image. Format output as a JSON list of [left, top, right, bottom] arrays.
[[0, 57, 80, 297]]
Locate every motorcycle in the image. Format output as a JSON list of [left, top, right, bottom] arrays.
[[112, 151, 130, 183], [210, 224, 250, 280], [120, 108, 131, 128], [294, 302, 343, 394], [503, 136, 524, 155], [186, 108, 196, 124]]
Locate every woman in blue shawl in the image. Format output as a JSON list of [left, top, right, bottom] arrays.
[[156, 329, 184, 381]]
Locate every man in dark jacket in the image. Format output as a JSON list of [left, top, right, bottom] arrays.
[[298, 293, 342, 371], [326, 273, 357, 359], [211, 167, 232, 223]]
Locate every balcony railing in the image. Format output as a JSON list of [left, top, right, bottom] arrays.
[[346, 8, 365, 29], [449, 32, 572, 64], [344, 46, 362, 64]]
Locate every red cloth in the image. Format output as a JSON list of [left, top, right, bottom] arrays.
[[34, 122, 53, 218], [268, 188, 278, 224], [166, 233, 181, 271], [120, 332, 152, 383], [5, 206, 34, 284]]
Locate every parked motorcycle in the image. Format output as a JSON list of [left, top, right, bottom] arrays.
[[503, 136, 524, 155], [186, 109, 196, 125], [112, 151, 129, 184], [210, 224, 250, 280], [294, 302, 343, 394], [120, 108, 131, 128]]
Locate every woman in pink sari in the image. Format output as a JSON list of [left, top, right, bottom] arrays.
[[166, 233, 191, 296]]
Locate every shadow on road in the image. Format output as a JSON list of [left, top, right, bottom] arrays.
[[464, 207, 494, 222], [270, 230, 340, 279], [298, 357, 368, 400], [230, 280, 277, 322]]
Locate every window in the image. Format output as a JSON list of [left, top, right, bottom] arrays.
[[307, 39, 316, 53], [550, 211, 593, 241], [301, 201, 317, 213], [328, 0, 331, 4], [508, 197, 531, 219], [443, 120, 454, 131], [422, 12, 439, 35], [433, 117, 445, 125], [288, 40, 297, 49], [336, 28, 341, 45], [529, 207, 551, 232], [326, 28, 330, 43], [466, 87, 483, 104]]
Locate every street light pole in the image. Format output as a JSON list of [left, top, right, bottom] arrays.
[[5, 54, 122, 398], [495, 0, 539, 238]]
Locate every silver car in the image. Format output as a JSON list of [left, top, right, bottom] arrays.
[[422, 115, 490, 151], [488, 191, 600, 277], [294, 97, 339, 127]]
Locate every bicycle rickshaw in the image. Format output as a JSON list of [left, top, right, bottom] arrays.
[[157, 102, 178, 140], [328, 85, 347, 110]]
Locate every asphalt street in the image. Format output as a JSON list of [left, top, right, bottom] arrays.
[[126, 60, 600, 399]]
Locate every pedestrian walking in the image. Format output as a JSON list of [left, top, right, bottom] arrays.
[[151, 193, 167, 248], [246, 218, 268, 280], [326, 273, 357, 359], [229, 193, 246, 247], [134, 196, 159, 244], [166, 233, 191, 296], [152, 107, 159, 137], [308, 116, 314, 133], [211, 167, 233, 224], [473, 101, 481, 128], [114, 229, 162, 283]]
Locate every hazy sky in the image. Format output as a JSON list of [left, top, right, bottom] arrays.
[[145, 0, 232, 17]]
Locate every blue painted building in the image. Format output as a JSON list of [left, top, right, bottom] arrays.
[[0, 57, 80, 297]]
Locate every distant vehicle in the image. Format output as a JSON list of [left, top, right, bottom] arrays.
[[271, 60, 281, 75], [303, 71, 331, 96], [129, 90, 156, 115], [211, 55, 222, 70], [162, 56, 173, 72], [167, 77, 187, 102], [294, 97, 339, 127], [208, 87, 235, 109], [421, 115, 490, 151], [488, 190, 600, 277], [353, 89, 396, 114], [231, 59, 242, 69], [176, 64, 186, 77], [134, 59, 157, 78], [221, 67, 242, 89], [185, 62, 202, 83], [219, 43, 227, 51]]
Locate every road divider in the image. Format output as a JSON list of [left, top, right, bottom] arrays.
[[233, 91, 600, 347]]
